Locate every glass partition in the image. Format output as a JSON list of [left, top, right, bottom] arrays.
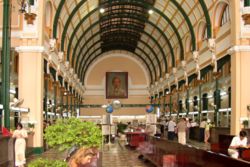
[[0, 0, 3, 133]]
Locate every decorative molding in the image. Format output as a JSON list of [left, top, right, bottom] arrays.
[[80, 104, 149, 108], [0, 31, 22, 38], [43, 41, 85, 98], [15, 46, 45, 53], [227, 45, 250, 54], [84, 89, 149, 96]]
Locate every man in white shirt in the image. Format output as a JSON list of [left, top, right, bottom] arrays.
[[228, 130, 248, 158], [167, 118, 176, 140]]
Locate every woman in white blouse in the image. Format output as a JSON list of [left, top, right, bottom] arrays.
[[12, 123, 28, 167]]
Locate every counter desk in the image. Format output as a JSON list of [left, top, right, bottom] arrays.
[[125, 132, 147, 147], [139, 136, 250, 167]]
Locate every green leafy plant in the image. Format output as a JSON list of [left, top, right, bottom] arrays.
[[44, 118, 102, 151], [117, 123, 128, 134], [28, 158, 67, 167], [28, 123, 35, 128], [243, 120, 249, 128]]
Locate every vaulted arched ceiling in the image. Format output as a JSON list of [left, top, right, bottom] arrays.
[[51, 0, 212, 85]]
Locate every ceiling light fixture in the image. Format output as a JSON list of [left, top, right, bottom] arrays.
[[148, 9, 154, 15], [100, 8, 105, 13]]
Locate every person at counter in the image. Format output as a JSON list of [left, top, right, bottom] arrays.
[[199, 119, 207, 142], [166, 118, 176, 140], [228, 130, 248, 159], [204, 119, 210, 143], [177, 118, 187, 145], [145, 124, 156, 136]]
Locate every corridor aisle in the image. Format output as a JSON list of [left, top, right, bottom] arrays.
[[102, 142, 155, 167]]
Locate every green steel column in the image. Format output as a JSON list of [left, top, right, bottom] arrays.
[[186, 89, 190, 115], [163, 94, 166, 115], [74, 97, 77, 117], [60, 89, 63, 118], [177, 92, 180, 121], [1, 0, 11, 129], [53, 83, 57, 118], [44, 77, 48, 122], [214, 78, 219, 127], [78, 100, 80, 117], [73, 98, 76, 117], [66, 94, 69, 118], [70, 95, 73, 117], [170, 95, 172, 117], [198, 84, 202, 123]]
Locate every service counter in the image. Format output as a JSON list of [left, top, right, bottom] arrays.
[[0, 136, 14, 167], [189, 127, 200, 141], [0, 132, 35, 167], [189, 127, 230, 143], [140, 136, 250, 167], [125, 132, 147, 147]]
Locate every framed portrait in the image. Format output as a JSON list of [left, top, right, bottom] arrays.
[[106, 72, 128, 99]]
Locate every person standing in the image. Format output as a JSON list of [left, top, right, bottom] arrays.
[[199, 119, 207, 142], [204, 120, 211, 143], [186, 118, 191, 141], [12, 123, 28, 167], [177, 118, 187, 145], [167, 118, 176, 140]]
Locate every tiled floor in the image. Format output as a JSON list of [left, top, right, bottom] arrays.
[[27, 139, 209, 167], [27, 142, 155, 167], [101, 141, 155, 167]]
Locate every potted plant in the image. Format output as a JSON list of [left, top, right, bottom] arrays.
[[28, 118, 102, 167], [28, 158, 67, 167], [28, 123, 35, 132], [243, 120, 249, 129], [117, 123, 128, 134]]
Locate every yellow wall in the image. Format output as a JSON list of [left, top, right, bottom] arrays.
[[82, 53, 149, 116], [86, 53, 148, 85]]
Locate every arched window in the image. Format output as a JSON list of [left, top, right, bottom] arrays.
[[220, 5, 230, 26], [176, 47, 180, 60], [168, 55, 172, 72], [197, 21, 207, 43], [57, 22, 62, 40], [201, 26, 207, 41], [185, 36, 191, 53], [45, 1, 52, 28]]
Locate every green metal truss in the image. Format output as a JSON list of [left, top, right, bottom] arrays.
[[75, 31, 159, 80], [70, 12, 176, 71], [74, 23, 166, 75], [80, 45, 156, 83], [53, 0, 201, 64], [53, 0, 208, 52], [79, 39, 160, 83]]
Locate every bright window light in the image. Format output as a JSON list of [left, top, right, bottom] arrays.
[[100, 8, 105, 13], [148, 9, 154, 15]]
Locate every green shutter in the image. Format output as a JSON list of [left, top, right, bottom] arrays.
[[245, 0, 250, 7]]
